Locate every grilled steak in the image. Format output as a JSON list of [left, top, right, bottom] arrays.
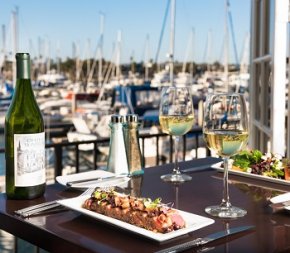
[[82, 189, 186, 233]]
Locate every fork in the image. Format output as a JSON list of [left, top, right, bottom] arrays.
[[15, 188, 95, 218]]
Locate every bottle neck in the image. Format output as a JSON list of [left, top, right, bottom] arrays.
[[16, 58, 30, 79]]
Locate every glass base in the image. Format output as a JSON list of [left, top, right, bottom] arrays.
[[161, 173, 192, 183], [205, 205, 247, 218]]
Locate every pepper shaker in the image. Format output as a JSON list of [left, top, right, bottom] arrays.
[[123, 114, 144, 175]]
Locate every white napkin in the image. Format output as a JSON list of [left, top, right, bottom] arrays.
[[270, 192, 290, 204], [56, 170, 130, 189], [71, 176, 130, 188]]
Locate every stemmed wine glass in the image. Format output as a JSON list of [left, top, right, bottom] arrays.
[[203, 93, 249, 218], [159, 86, 194, 182]]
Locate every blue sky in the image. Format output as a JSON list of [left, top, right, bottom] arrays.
[[0, 0, 251, 64]]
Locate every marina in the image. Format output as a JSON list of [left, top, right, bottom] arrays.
[[0, 0, 290, 251], [0, 0, 250, 181]]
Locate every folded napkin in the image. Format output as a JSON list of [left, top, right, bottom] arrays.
[[270, 192, 290, 204], [71, 176, 130, 188], [56, 170, 130, 189]]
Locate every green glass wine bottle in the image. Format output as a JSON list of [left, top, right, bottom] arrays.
[[5, 53, 46, 199]]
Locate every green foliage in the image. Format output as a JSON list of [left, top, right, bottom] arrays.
[[232, 149, 262, 169], [232, 150, 285, 179]]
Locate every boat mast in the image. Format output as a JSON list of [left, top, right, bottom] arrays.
[[182, 28, 195, 73], [98, 12, 104, 87], [169, 0, 176, 86], [0, 25, 5, 86], [75, 42, 81, 83], [240, 33, 250, 74], [145, 34, 150, 82], [1, 25, 5, 57], [155, 0, 170, 72], [38, 37, 44, 75], [45, 39, 51, 74], [227, 0, 239, 66], [224, 0, 229, 92], [189, 27, 195, 84], [12, 7, 19, 87], [115, 30, 122, 81], [0, 25, 6, 70], [87, 12, 105, 86], [206, 30, 212, 72], [56, 40, 61, 74], [86, 38, 91, 78]]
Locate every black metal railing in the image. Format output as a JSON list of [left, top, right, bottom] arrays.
[[0, 126, 209, 177]]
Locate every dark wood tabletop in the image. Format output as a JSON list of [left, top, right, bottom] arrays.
[[1, 157, 290, 253]]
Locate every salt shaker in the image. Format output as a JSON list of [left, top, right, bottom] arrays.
[[107, 115, 129, 174], [123, 114, 144, 175]]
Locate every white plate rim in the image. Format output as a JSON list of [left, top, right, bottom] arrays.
[[57, 195, 215, 242], [211, 162, 290, 186]]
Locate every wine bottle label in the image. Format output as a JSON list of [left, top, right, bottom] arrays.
[[14, 132, 45, 187]]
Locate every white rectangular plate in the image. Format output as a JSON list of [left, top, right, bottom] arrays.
[[56, 170, 130, 188], [212, 162, 290, 186], [57, 195, 214, 242]]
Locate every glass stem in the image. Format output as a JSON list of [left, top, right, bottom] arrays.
[[221, 157, 231, 208], [173, 135, 180, 175]]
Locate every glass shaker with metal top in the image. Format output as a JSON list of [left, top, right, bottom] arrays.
[[123, 114, 144, 175], [107, 115, 129, 174]]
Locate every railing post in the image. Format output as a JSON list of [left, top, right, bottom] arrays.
[[169, 135, 173, 163], [195, 135, 199, 158], [142, 137, 146, 168], [156, 136, 159, 166], [54, 145, 63, 177], [183, 135, 186, 160], [75, 144, 79, 173], [93, 142, 97, 170]]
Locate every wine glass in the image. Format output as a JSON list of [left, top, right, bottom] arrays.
[[159, 86, 194, 182], [203, 93, 249, 218]]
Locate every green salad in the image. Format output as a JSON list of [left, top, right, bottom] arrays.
[[231, 150, 285, 178]]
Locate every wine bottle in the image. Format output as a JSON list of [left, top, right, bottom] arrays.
[[5, 53, 46, 199]]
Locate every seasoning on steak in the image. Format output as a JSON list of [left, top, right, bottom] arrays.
[[82, 189, 186, 233]]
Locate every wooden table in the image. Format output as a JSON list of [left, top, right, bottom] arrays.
[[0, 157, 290, 253]]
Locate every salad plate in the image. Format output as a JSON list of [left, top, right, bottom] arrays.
[[57, 194, 215, 242], [212, 162, 290, 186]]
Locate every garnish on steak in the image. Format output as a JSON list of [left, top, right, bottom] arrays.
[[82, 189, 186, 233]]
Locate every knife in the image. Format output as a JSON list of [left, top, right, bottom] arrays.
[[181, 164, 214, 173], [66, 175, 129, 187], [154, 225, 254, 253]]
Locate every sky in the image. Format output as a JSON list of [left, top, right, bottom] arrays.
[[0, 0, 251, 64]]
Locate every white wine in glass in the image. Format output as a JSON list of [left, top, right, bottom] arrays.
[[203, 93, 249, 218], [159, 86, 194, 182]]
